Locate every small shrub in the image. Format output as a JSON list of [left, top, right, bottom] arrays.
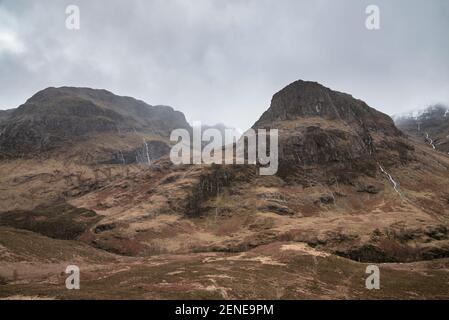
[[378, 239, 421, 262]]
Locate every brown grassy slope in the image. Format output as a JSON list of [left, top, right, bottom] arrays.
[[59, 136, 449, 262], [1, 136, 448, 299], [1, 229, 448, 300]]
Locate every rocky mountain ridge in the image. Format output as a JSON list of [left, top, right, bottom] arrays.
[[0, 87, 190, 162], [253, 80, 413, 183]]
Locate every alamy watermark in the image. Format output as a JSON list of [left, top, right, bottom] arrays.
[[169, 122, 279, 176], [65, 265, 80, 290], [365, 5, 380, 30], [365, 265, 380, 290], [63, 4, 381, 32], [65, 5, 80, 30]]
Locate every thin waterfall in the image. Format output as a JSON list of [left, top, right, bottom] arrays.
[[143, 138, 151, 166], [119, 150, 126, 165], [425, 132, 436, 150], [379, 164, 400, 195]]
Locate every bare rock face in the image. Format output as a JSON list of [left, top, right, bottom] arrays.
[[0, 87, 190, 160], [100, 140, 171, 165], [252, 80, 413, 183], [257, 80, 398, 132], [0, 109, 14, 124]]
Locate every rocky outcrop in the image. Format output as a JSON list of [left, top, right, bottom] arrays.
[[256, 80, 400, 135], [0, 109, 14, 124], [185, 164, 256, 217], [0, 203, 101, 240]]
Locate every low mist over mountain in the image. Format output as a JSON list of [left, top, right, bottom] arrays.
[[394, 104, 449, 153]]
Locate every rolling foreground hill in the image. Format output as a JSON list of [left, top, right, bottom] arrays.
[[1, 81, 449, 299]]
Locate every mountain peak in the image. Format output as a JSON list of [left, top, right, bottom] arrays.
[[266, 80, 354, 119], [0, 87, 190, 160], [255, 79, 400, 136], [253, 79, 410, 182]]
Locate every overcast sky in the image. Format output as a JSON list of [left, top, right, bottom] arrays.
[[1, 0, 448, 130]]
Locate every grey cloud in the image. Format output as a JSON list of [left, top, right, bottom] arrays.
[[0, 0, 448, 130]]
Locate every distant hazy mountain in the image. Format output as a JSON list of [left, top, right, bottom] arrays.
[[200, 122, 242, 149], [394, 104, 449, 153]]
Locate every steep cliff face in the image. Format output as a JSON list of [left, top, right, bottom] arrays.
[[0, 87, 190, 161], [256, 80, 399, 134], [252, 80, 413, 183], [0, 109, 14, 125], [394, 104, 449, 153]]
